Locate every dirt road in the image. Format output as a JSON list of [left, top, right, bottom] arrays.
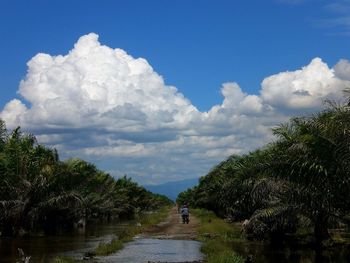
[[143, 206, 200, 240]]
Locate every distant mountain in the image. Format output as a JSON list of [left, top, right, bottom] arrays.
[[144, 178, 199, 201]]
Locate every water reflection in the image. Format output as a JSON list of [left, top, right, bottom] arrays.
[[0, 222, 128, 263], [1, 223, 350, 263], [96, 238, 204, 263], [231, 240, 350, 263]]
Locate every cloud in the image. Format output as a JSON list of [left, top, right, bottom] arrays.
[[314, 1, 350, 35], [334, 59, 350, 81], [219, 83, 264, 114], [10, 33, 198, 134], [276, 0, 310, 5], [1, 33, 348, 184], [319, 16, 350, 29], [1, 99, 27, 126], [325, 0, 350, 14], [261, 58, 348, 111]]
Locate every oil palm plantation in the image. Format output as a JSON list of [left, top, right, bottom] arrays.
[[178, 101, 350, 246], [265, 104, 350, 244], [0, 120, 172, 236]]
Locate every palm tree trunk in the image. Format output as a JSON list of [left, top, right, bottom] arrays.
[[314, 216, 330, 247]]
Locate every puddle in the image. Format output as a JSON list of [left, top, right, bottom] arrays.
[[96, 238, 204, 263]]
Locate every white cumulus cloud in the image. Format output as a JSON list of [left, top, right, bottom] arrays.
[[8, 33, 198, 134], [1, 33, 349, 183], [261, 58, 348, 111], [334, 59, 350, 80]]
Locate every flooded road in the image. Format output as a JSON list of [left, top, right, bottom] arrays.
[[0, 206, 204, 263], [0, 216, 204, 263], [96, 238, 204, 263], [2, 206, 349, 263]]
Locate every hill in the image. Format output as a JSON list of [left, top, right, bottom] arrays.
[[144, 178, 199, 201]]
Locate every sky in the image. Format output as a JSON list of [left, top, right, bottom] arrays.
[[0, 0, 350, 184]]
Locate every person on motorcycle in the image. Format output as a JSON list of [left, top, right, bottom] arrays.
[[180, 204, 189, 224]]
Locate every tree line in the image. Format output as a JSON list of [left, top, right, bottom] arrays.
[[177, 100, 350, 247], [0, 120, 172, 237]]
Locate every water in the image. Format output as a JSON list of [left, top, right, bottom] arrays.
[[96, 238, 204, 263], [1, 222, 350, 263], [0, 222, 128, 263], [230, 239, 350, 263], [0, 224, 204, 263]]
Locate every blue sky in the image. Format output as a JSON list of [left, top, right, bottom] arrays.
[[1, 0, 350, 184], [1, 0, 349, 111]]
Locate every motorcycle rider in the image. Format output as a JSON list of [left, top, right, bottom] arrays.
[[180, 204, 189, 224]]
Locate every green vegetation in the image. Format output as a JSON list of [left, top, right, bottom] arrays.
[[51, 256, 79, 263], [95, 238, 125, 256], [136, 205, 170, 225], [194, 209, 244, 263], [206, 250, 244, 263], [0, 120, 172, 237], [178, 96, 350, 249], [195, 209, 235, 236]]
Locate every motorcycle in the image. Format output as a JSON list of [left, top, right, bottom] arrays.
[[182, 214, 189, 224]]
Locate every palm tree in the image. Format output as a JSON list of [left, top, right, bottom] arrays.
[[265, 104, 350, 245], [0, 121, 173, 236]]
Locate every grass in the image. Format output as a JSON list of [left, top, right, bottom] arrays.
[[195, 209, 236, 236], [51, 256, 79, 263], [94, 225, 136, 256], [193, 209, 244, 263], [207, 250, 245, 263], [95, 238, 125, 255], [136, 205, 170, 226]]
